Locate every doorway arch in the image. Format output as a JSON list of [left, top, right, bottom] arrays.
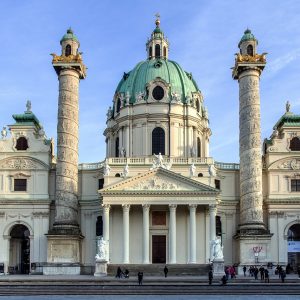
[[9, 224, 30, 274], [287, 223, 300, 272]]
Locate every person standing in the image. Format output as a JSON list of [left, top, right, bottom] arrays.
[[243, 266, 247, 277], [264, 269, 269, 283], [164, 265, 168, 278], [208, 270, 213, 285], [138, 271, 143, 285]]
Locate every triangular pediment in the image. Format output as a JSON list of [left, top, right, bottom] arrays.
[[101, 167, 218, 194]]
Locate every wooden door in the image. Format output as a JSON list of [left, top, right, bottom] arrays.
[[152, 235, 166, 263]]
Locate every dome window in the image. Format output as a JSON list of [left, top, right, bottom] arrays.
[[152, 127, 165, 155], [16, 137, 28, 151], [290, 137, 300, 151], [155, 44, 160, 58], [116, 98, 121, 113], [196, 100, 200, 112], [163, 46, 167, 58], [197, 137, 201, 157], [65, 44, 72, 56], [115, 137, 119, 157], [247, 45, 253, 56], [152, 86, 164, 101]]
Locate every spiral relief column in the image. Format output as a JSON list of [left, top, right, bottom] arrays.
[[45, 29, 86, 275], [233, 29, 271, 266]]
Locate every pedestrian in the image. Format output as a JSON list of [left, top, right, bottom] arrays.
[[208, 270, 213, 285], [280, 270, 286, 283], [243, 266, 247, 277], [264, 269, 269, 283], [259, 266, 265, 280], [254, 267, 259, 280], [297, 266, 300, 278], [116, 266, 123, 278], [221, 275, 227, 285], [124, 269, 129, 278], [138, 271, 143, 285], [164, 265, 168, 278]]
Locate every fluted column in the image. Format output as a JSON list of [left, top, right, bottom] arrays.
[[169, 204, 177, 264], [189, 204, 197, 263], [142, 204, 150, 264], [122, 204, 130, 263]]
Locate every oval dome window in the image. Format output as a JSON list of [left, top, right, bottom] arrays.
[[152, 86, 164, 100]]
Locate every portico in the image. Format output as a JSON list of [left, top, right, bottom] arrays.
[[99, 168, 219, 264]]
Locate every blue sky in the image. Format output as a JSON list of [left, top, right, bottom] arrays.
[[0, 0, 300, 163]]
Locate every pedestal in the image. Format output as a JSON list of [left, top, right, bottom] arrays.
[[213, 259, 225, 276], [94, 260, 108, 277], [44, 234, 83, 275]]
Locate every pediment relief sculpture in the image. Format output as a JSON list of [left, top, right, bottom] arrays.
[[270, 158, 300, 170], [0, 157, 48, 170]]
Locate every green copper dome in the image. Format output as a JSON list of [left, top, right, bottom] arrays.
[[115, 59, 200, 104], [238, 29, 257, 47], [60, 28, 79, 45]]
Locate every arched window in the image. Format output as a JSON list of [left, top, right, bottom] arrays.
[[247, 44, 253, 56], [288, 224, 300, 241], [65, 44, 72, 56], [196, 100, 200, 112], [152, 127, 165, 155], [16, 137, 28, 150], [115, 137, 119, 157], [115, 173, 121, 177], [96, 216, 103, 236], [290, 137, 300, 151], [197, 137, 201, 157], [116, 98, 121, 113], [198, 173, 203, 177], [149, 46, 152, 58], [155, 44, 160, 58], [163, 46, 166, 58], [216, 216, 222, 237]]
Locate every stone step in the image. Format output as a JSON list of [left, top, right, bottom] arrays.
[[107, 264, 210, 276]]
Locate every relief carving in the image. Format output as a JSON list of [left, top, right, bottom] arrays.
[[126, 176, 180, 191], [0, 158, 37, 170]]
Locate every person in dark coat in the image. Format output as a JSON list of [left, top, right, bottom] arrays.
[[259, 266, 265, 280], [264, 269, 269, 283], [164, 265, 168, 278], [124, 269, 129, 278], [221, 275, 227, 285], [116, 266, 123, 278], [297, 266, 300, 278], [254, 267, 259, 280], [138, 271, 143, 285], [243, 266, 247, 277], [280, 270, 286, 283], [208, 270, 213, 285]]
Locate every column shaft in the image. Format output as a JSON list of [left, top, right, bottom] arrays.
[[189, 205, 197, 263], [209, 204, 217, 261], [169, 205, 177, 264], [142, 204, 150, 264], [122, 204, 130, 263]]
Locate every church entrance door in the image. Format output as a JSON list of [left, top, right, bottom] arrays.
[[287, 223, 300, 273], [152, 235, 166, 263], [9, 224, 30, 274]]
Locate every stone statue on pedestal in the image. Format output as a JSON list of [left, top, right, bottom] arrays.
[[211, 236, 224, 261], [95, 237, 108, 261]]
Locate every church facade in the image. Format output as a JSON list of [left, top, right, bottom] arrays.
[[0, 18, 300, 275]]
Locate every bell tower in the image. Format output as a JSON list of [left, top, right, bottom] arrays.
[[233, 29, 272, 266], [45, 28, 86, 275]]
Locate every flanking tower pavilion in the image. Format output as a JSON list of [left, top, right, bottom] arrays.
[[45, 29, 86, 275], [233, 29, 272, 267]]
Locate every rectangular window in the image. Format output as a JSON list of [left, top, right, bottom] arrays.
[[14, 179, 27, 191], [215, 179, 221, 190], [98, 178, 104, 190], [291, 179, 300, 192], [152, 211, 166, 226]]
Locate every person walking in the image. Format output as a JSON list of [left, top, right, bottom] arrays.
[[280, 270, 286, 283], [208, 270, 213, 285], [164, 265, 168, 278], [138, 271, 143, 285], [243, 266, 247, 277], [264, 269, 269, 283]]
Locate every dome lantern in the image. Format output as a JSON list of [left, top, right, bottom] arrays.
[[146, 14, 169, 60], [238, 28, 258, 56]]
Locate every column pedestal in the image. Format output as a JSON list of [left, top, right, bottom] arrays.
[[94, 259, 108, 277]]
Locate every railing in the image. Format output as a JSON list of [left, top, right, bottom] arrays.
[[78, 158, 238, 170], [215, 161, 240, 170]]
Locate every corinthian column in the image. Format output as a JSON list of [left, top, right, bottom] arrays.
[[169, 204, 177, 264], [122, 204, 130, 263], [142, 204, 150, 264], [189, 204, 197, 263]]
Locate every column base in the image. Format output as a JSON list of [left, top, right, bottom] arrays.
[[94, 260, 108, 277], [234, 233, 272, 267], [45, 233, 84, 275]]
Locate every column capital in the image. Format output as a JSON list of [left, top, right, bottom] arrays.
[[122, 204, 131, 212], [189, 204, 197, 211], [102, 204, 111, 212], [209, 204, 217, 213], [169, 204, 177, 211], [142, 204, 150, 211]]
